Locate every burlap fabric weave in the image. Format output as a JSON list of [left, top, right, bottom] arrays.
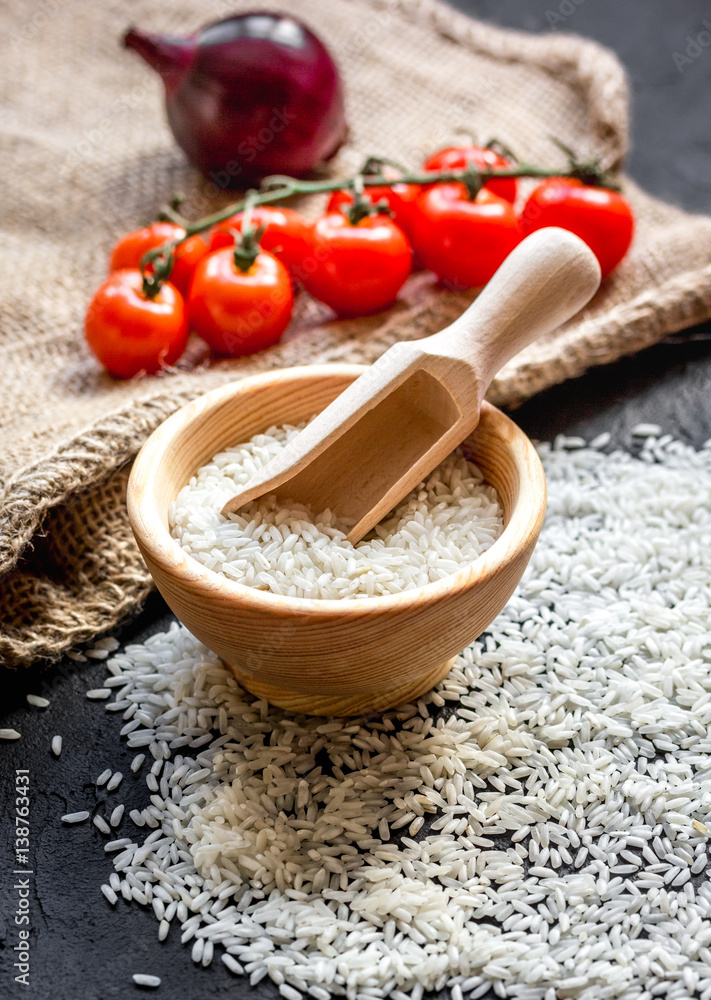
[[3, 0, 711, 667]]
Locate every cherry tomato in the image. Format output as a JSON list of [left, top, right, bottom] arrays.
[[303, 213, 412, 317], [423, 146, 517, 203], [109, 222, 209, 297], [520, 178, 634, 277], [189, 248, 293, 356], [410, 184, 520, 288], [85, 269, 188, 379], [326, 183, 421, 241], [209, 207, 313, 278]]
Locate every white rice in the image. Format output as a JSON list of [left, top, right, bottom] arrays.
[[170, 424, 503, 600], [86, 647, 109, 660], [105, 838, 132, 853], [51, 735, 62, 756], [0, 728, 21, 740], [94, 636, 120, 651], [630, 422, 662, 437], [87, 688, 111, 700], [132, 974, 161, 987], [26, 693, 50, 708], [110, 804, 125, 827], [107, 771, 123, 791], [93, 815, 111, 835], [76, 429, 711, 999], [101, 884, 118, 905], [61, 811, 89, 824]]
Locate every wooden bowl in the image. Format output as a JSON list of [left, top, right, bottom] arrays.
[[127, 365, 546, 716]]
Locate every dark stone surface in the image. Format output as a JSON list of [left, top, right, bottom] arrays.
[[448, 0, 711, 214], [2, 2, 711, 998]]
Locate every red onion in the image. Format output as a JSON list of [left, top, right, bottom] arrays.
[[124, 12, 347, 187]]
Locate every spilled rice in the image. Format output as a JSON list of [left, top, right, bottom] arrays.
[[71, 431, 711, 999]]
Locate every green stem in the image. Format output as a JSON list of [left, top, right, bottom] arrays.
[[141, 162, 599, 274], [156, 204, 191, 228], [139, 241, 177, 297], [342, 173, 390, 225]]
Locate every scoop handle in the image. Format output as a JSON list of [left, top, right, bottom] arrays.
[[426, 227, 601, 399]]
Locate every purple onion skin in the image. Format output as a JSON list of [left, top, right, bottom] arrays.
[[124, 13, 347, 187]]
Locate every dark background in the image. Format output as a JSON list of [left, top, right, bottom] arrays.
[[2, 2, 711, 998]]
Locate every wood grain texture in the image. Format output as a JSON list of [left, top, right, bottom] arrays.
[[219, 229, 598, 545], [127, 365, 547, 715]]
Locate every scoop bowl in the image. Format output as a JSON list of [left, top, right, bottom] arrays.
[[127, 364, 546, 716]]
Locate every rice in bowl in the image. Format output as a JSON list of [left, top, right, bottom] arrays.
[[169, 423, 503, 601]]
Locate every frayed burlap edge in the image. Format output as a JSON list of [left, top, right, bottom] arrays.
[[407, 0, 629, 170]]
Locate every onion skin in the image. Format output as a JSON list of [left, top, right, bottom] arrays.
[[124, 13, 347, 186]]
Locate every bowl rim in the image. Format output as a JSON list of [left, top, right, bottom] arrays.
[[127, 364, 547, 617]]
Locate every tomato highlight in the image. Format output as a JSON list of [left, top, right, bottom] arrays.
[[423, 145, 517, 203], [303, 212, 412, 317], [520, 178, 634, 277], [189, 248, 294, 356], [410, 185, 520, 289], [85, 269, 188, 379]]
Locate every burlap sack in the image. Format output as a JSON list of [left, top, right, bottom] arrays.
[[3, 0, 711, 667]]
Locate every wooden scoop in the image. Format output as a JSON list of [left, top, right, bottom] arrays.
[[221, 227, 601, 542]]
